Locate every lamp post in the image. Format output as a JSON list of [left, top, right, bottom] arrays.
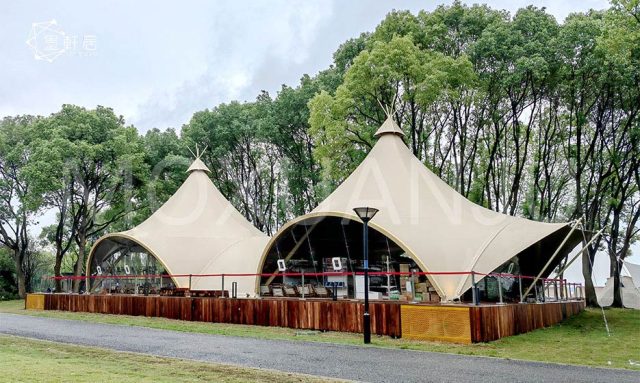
[[353, 206, 379, 344]]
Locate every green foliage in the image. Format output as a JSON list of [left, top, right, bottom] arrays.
[[22, 105, 148, 290], [135, 128, 189, 226], [0, 248, 17, 300]]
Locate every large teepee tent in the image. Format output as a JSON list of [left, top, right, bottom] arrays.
[[259, 116, 582, 301], [87, 156, 269, 296]]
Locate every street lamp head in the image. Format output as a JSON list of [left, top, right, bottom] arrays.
[[353, 207, 379, 223]]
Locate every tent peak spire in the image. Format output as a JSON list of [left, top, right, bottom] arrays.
[[374, 115, 405, 138], [186, 144, 211, 173], [187, 143, 208, 159]]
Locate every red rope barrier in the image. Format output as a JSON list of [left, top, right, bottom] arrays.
[[44, 270, 578, 286]]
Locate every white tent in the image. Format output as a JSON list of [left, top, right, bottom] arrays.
[[258, 117, 582, 301], [596, 261, 640, 309], [87, 157, 270, 296], [624, 261, 640, 288]]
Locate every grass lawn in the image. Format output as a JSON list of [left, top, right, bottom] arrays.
[[1, 299, 639, 370], [0, 334, 337, 383]]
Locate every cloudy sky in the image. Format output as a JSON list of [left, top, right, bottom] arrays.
[[3, 0, 610, 131], [4, 0, 635, 284]]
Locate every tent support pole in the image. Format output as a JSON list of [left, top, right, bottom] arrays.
[[264, 222, 319, 286], [553, 227, 606, 277], [521, 219, 582, 300]]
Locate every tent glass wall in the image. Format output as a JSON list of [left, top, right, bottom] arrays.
[[259, 216, 440, 302], [88, 237, 172, 294]]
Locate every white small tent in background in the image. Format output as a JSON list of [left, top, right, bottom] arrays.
[[624, 260, 640, 288], [595, 260, 640, 309]]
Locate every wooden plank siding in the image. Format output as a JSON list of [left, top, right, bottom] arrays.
[[37, 294, 584, 342], [42, 294, 402, 338], [469, 301, 585, 342]]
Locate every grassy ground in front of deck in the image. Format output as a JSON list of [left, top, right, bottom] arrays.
[[0, 334, 338, 383], [1, 300, 638, 370]]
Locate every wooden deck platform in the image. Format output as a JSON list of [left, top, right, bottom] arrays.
[[26, 294, 585, 343]]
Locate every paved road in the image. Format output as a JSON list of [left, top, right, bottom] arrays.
[[1, 313, 638, 383]]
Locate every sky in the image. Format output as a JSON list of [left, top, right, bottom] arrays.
[[3, 0, 636, 285]]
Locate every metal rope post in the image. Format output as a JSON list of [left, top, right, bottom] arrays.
[[471, 272, 479, 305], [411, 270, 416, 302], [518, 276, 523, 303], [568, 283, 572, 300]]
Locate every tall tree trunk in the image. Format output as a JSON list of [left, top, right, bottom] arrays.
[[611, 257, 623, 308], [14, 249, 26, 298], [73, 232, 86, 293], [54, 250, 63, 292], [581, 245, 599, 307]]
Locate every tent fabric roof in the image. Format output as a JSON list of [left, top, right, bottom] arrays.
[[261, 117, 580, 301], [624, 261, 640, 288], [88, 159, 269, 296], [186, 157, 211, 173], [374, 116, 405, 137]]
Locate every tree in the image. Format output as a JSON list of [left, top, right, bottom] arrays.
[[182, 101, 280, 233], [264, 71, 340, 216], [30, 105, 147, 292], [22, 241, 54, 293], [309, 36, 467, 182], [0, 116, 41, 298], [307, 4, 638, 307], [596, 1, 640, 306], [0, 246, 18, 299], [136, 128, 189, 225]]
